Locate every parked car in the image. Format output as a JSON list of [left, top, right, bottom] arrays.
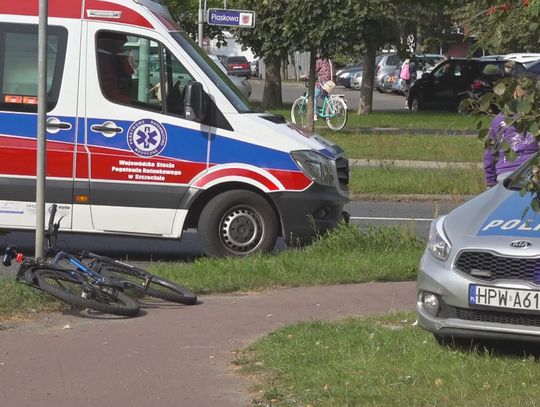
[[388, 54, 444, 95], [350, 71, 363, 89], [250, 59, 260, 78], [417, 153, 540, 344], [208, 54, 252, 99], [374, 53, 401, 91], [223, 55, 251, 77], [407, 58, 520, 111], [335, 63, 362, 88]]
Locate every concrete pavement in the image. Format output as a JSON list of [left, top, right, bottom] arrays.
[[0, 281, 416, 407]]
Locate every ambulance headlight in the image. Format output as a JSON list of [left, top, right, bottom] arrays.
[[291, 150, 336, 187], [427, 217, 451, 262]]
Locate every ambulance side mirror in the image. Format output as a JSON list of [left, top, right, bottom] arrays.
[[184, 81, 207, 123]]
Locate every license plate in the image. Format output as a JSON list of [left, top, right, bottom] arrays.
[[469, 284, 540, 311], [233, 65, 242, 69]]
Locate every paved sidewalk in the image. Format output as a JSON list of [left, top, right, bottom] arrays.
[[0, 281, 416, 407]]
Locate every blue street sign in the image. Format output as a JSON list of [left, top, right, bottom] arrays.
[[207, 9, 255, 28]]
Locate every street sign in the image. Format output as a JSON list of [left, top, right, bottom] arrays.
[[207, 8, 255, 28]]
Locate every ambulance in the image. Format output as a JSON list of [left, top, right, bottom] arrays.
[[0, 0, 349, 257]]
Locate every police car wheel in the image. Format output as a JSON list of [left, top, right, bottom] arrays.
[[198, 190, 278, 257]]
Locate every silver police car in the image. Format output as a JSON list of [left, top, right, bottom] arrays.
[[417, 156, 540, 342]]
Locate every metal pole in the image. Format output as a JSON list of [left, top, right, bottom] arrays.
[[36, 0, 48, 258], [198, 0, 203, 47]]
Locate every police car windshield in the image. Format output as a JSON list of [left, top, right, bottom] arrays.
[[171, 32, 254, 113], [504, 152, 540, 190]]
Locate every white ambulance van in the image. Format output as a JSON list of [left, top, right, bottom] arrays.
[[0, 0, 349, 257]]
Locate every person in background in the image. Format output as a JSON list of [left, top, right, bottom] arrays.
[[314, 55, 334, 116], [483, 84, 538, 187], [400, 57, 417, 109]]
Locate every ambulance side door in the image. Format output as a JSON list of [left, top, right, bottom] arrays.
[[83, 23, 207, 236], [0, 20, 80, 229]]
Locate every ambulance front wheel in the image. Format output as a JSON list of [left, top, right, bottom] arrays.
[[198, 190, 279, 257]]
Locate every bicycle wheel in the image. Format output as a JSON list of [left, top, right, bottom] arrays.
[[325, 97, 348, 131], [98, 263, 197, 305], [291, 96, 308, 126], [34, 269, 140, 317]]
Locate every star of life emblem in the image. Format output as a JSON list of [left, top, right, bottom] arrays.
[[127, 119, 167, 157]]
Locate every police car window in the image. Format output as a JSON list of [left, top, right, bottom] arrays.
[[0, 24, 67, 113]]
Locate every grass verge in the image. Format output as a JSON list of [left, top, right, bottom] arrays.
[[269, 106, 475, 131], [0, 224, 424, 320], [320, 131, 483, 162], [349, 167, 485, 196], [236, 312, 540, 407]]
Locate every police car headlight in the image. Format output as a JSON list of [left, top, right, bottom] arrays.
[[427, 216, 451, 262], [291, 150, 336, 187]]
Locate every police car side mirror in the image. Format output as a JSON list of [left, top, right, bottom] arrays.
[[184, 81, 207, 123]]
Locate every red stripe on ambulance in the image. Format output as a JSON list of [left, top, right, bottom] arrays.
[[0, 0, 83, 19], [84, 0, 153, 28]]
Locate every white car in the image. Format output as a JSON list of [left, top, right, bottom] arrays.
[[208, 54, 252, 99], [351, 71, 363, 89]]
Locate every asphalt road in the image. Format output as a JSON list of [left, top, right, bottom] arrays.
[[249, 79, 407, 111]]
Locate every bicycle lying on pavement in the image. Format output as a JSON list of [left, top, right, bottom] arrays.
[[291, 79, 348, 131], [2, 204, 197, 317]]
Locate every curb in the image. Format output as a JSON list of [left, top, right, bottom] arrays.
[[349, 158, 482, 169]]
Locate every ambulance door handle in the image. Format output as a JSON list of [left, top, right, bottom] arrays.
[[46, 117, 72, 134], [91, 121, 123, 137]]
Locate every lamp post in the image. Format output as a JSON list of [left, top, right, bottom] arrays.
[[36, 0, 48, 258]]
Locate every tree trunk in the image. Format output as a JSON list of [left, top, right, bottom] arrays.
[[358, 46, 376, 115], [262, 56, 283, 109], [306, 50, 317, 133]]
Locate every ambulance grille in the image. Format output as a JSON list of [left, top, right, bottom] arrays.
[[336, 157, 349, 193], [455, 251, 540, 283], [438, 300, 540, 327]]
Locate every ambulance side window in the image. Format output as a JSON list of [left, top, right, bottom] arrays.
[[0, 24, 67, 113], [97, 32, 162, 111], [96, 31, 195, 118], [161, 48, 195, 116]]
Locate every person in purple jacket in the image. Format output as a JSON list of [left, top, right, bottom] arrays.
[[483, 112, 538, 188]]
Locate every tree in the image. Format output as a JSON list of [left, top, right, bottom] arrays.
[[457, 0, 540, 53], [281, 0, 350, 131], [233, 0, 291, 109], [461, 1, 540, 212]]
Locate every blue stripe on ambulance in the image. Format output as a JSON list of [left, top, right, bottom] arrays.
[[478, 192, 540, 236]]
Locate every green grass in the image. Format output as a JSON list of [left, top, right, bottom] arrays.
[[0, 225, 424, 321], [237, 312, 540, 407], [321, 132, 483, 162], [269, 106, 475, 131], [349, 167, 485, 196]]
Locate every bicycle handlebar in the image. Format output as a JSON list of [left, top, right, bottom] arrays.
[[2, 244, 17, 267]]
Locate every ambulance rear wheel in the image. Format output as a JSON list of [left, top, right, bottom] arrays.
[[198, 190, 278, 257]]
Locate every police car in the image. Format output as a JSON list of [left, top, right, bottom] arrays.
[[417, 154, 540, 342]]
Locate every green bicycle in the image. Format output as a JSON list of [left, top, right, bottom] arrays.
[[291, 83, 348, 131]]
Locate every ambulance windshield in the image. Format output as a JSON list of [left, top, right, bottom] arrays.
[[171, 31, 255, 114]]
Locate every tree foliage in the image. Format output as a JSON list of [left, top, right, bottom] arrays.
[[457, 0, 540, 54]]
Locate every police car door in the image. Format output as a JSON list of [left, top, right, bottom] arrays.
[[0, 17, 78, 229], [83, 24, 200, 236]]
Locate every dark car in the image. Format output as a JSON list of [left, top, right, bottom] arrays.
[[335, 63, 362, 88], [407, 58, 512, 111], [224, 55, 251, 77]]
